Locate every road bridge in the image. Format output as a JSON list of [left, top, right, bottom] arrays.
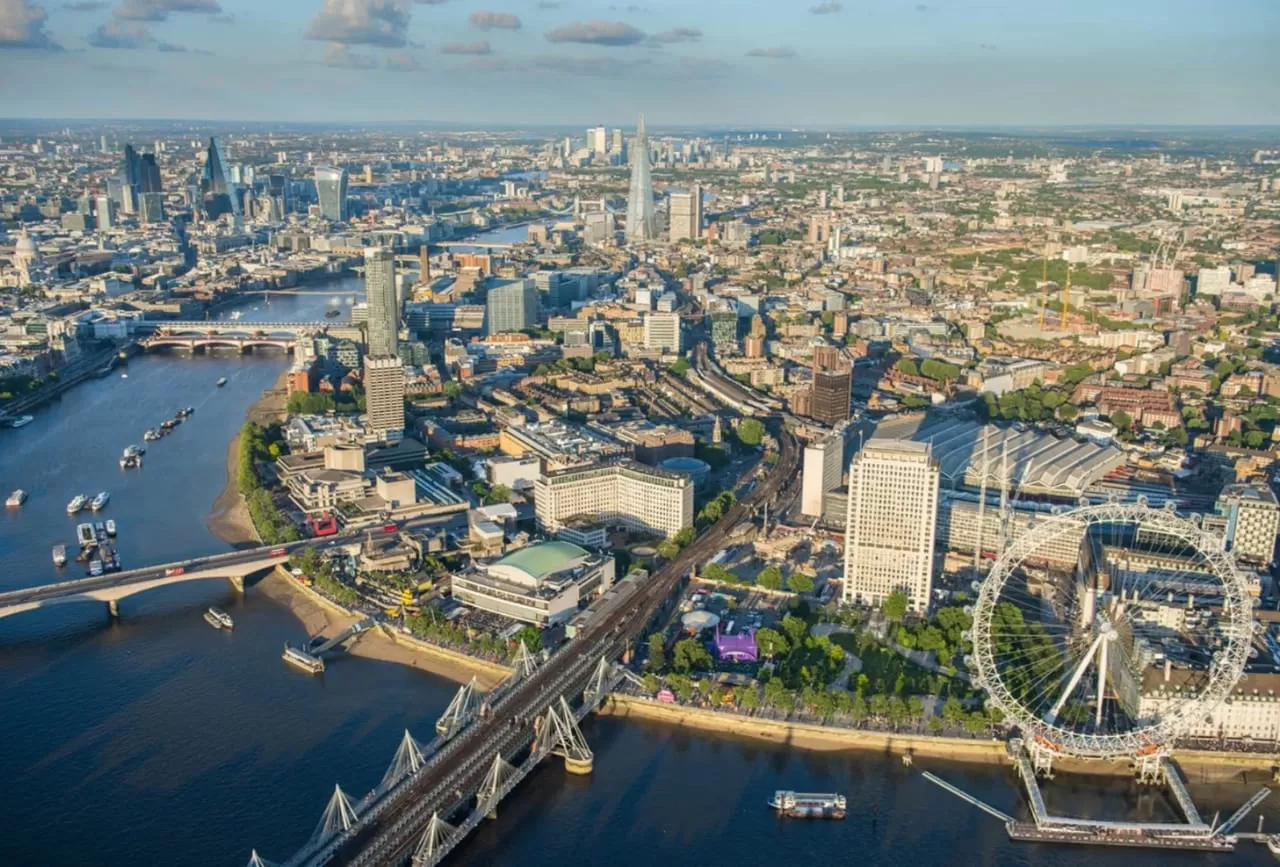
[[265, 419, 801, 867]]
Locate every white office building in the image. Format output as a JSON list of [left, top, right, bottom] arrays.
[[801, 430, 845, 519], [644, 311, 681, 353], [843, 439, 939, 613], [534, 459, 693, 540]]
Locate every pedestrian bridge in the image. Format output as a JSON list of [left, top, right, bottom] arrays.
[[0, 548, 293, 621]]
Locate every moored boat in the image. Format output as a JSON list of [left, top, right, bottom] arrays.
[[6, 489, 26, 508], [90, 491, 110, 511], [77, 523, 97, 548], [52, 545, 67, 567], [283, 643, 325, 674], [216, 377, 228, 387], [768, 791, 847, 819], [67, 494, 88, 514], [144, 428, 162, 441], [105, 519, 117, 537], [209, 607, 234, 629], [203, 611, 225, 629], [9, 415, 34, 429]]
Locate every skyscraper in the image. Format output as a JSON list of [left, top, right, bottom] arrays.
[[200, 136, 240, 221], [668, 183, 702, 241], [485, 278, 538, 335], [363, 355, 405, 440], [138, 152, 162, 194], [364, 248, 399, 358], [810, 345, 851, 425], [842, 438, 939, 613], [625, 114, 656, 243], [314, 166, 349, 222], [122, 144, 142, 213]]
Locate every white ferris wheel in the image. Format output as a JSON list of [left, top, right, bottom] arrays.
[[969, 501, 1255, 761]]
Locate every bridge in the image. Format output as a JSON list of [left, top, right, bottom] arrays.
[[135, 321, 365, 354], [0, 545, 299, 621], [257, 414, 801, 867]]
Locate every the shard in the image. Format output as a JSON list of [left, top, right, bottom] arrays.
[[624, 114, 656, 243]]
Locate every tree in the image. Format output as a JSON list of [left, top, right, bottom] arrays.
[[739, 686, 760, 710], [442, 381, 462, 399], [896, 358, 920, 377], [483, 483, 511, 505], [882, 591, 909, 622], [736, 418, 765, 447], [757, 565, 783, 590], [1057, 403, 1079, 421], [648, 633, 667, 671], [673, 638, 713, 673], [786, 573, 814, 594], [1110, 410, 1132, 431], [754, 628, 789, 659], [868, 693, 890, 717], [670, 358, 690, 377], [673, 526, 695, 548], [780, 614, 808, 647], [514, 626, 542, 653], [641, 673, 660, 694]]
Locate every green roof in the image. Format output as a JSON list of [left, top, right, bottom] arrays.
[[494, 541, 590, 579]]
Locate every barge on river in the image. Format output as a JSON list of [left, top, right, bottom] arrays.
[[768, 791, 847, 819]]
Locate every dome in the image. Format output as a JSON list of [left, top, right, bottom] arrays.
[[13, 230, 39, 267]]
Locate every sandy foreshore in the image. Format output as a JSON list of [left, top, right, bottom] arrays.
[[206, 369, 289, 547], [258, 569, 507, 689]]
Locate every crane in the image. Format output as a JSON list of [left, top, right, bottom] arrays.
[[1038, 243, 1049, 330], [1060, 264, 1072, 330]]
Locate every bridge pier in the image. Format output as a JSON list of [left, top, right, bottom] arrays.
[[107, 599, 119, 620], [229, 575, 245, 593]]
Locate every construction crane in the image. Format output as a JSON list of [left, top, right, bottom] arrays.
[[1038, 243, 1049, 330], [1060, 264, 1072, 330]]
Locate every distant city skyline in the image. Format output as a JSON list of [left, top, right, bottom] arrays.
[[0, 0, 1278, 125]]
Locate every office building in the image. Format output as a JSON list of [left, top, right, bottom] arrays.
[[843, 439, 939, 613], [200, 136, 239, 221], [1205, 484, 1280, 567], [364, 247, 399, 358], [363, 355, 405, 439], [611, 127, 624, 158], [801, 428, 846, 518], [625, 114, 657, 242], [95, 195, 115, 230], [486, 278, 538, 336], [139, 192, 165, 224], [138, 152, 162, 194], [535, 459, 694, 540], [314, 166, 349, 222], [810, 345, 851, 425], [643, 311, 680, 353], [588, 125, 608, 156], [668, 183, 703, 241]]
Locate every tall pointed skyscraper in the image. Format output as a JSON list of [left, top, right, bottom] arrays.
[[625, 114, 656, 243], [200, 137, 240, 221]]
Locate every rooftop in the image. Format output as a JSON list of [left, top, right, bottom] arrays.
[[493, 540, 591, 580]]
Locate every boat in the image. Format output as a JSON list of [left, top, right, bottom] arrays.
[[209, 607, 234, 629], [121, 373, 128, 379], [283, 643, 325, 674], [144, 428, 162, 441], [94, 521, 106, 537], [203, 611, 224, 629], [88, 559, 103, 577], [52, 545, 67, 567], [1267, 834, 1280, 857], [216, 377, 228, 387], [160, 419, 179, 430], [67, 494, 88, 514], [105, 519, 117, 537], [77, 522, 97, 548], [6, 489, 26, 508], [176, 407, 194, 419], [9, 415, 34, 429], [120, 454, 141, 469], [768, 791, 847, 819], [324, 308, 341, 318], [123, 444, 143, 458], [90, 491, 110, 511]]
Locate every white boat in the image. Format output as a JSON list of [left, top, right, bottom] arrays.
[[67, 494, 88, 514], [9, 415, 34, 429], [121, 373, 128, 379], [203, 611, 225, 629], [52, 545, 67, 567], [105, 519, 117, 537], [1267, 834, 1280, 857], [90, 491, 110, 511], [209, 607, 234, 629], [123, 445, 142, 458], [216, 377, 228, 387], [6, 489, 26, 508], [283, 643, 325, 674]]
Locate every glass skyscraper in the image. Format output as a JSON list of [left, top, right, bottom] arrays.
[[625, 114, 656, 243], [200, 136, 239, 220], [314, 166, 349, 222], [364, 247, 399, 358]]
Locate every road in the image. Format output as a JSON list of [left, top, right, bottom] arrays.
[[313, 419, 801, 867]]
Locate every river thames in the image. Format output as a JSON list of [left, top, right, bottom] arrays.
[[1, 264, 1277, 865]]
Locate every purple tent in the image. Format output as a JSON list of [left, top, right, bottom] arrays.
[[713, 627, 758, 663]]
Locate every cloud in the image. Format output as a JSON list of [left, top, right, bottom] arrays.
[[305, 0, 411, 47], [88, 17, 153, 47], [156, 39, 184, 50], [413, 0, 450, 4], [114, 0, 220, 21], [385, 51, 419, 70], [809, 1, 841, 12], [322, 42, 378, 67], [545, 19, 644, 46], [62, 1, 108, 10], [0, 0, 61, 49], [535, 0, 559, 6], [650, 26, 699, 44], [745, 46, 795, 59], [210, 11, 232, 22], [440, 39, 490, 54], [465, 55, 507, 71], [469, 10, 519, 30]]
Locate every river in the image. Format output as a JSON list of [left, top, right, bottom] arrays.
[[0, 268, 1277, 866]]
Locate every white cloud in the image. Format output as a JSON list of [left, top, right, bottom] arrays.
[[650, 26, 700, 44], [88, 17, 153, 47], [0, 0, 60, 49], [323, 42, 378, 67], [469, 10, 520, 30], [544, 19, 645, 46], [306, 0, 411, 48], [114, 0, 220, 22]]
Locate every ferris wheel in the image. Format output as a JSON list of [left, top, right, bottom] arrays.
[[969, 501, 1255, 760]]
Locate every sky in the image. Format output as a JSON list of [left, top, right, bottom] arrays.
[[0, 0, 1278, 126]]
